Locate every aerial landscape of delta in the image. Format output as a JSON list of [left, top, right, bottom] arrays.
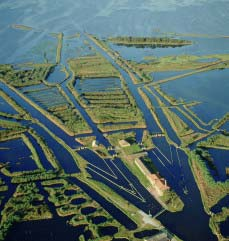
[[0, 1, 229, 240]]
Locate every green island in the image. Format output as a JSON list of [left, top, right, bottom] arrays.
[[108, 36, 192, 47]]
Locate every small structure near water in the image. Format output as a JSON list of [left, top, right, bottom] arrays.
[[135, 158, 170, 196], [119, 139, 131, 147], [92, 140, 99, 148]]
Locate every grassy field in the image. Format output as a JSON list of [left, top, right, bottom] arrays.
[[0, 183, 52, 240], [134, 54, 229, 73], [68, 54, 119, 78], [189, 149, 229, 210], [197, 134, 229, 150]]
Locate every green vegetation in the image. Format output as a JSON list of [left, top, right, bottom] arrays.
[[136, 54, 229, 73], [209, 207, 229, 240], [0, 182, 52, 240], [43, 179, 85, 208], [139, 156, 184, 212], [0, 126, 27, 141], [51, 32, 63, 64], [197, 134, 229, 150], [141, 156, 157, 173], [0, 64, 53, 87], [106, 131, 136, 147], [161, 190, 184, 212], [42, 178, 137, 240], [21, 133, 44, 170], [142, 130, 155, 150], [28, 128, 60, 169], [213, 113, 229, 130], [11, 24, 33, 31], [10, 170, 59, 183], [0, 132, 45, 175], [0, 178, 8, 195], [3, 73, 91, 136], [76, 175, 161, 231], [123, 144, 142, 155], [0, 89, 30, 119], [162, 107, 194, 137], [48, 104, 91, 135], [68, 58, 146, 131], [68, 54, 119, 78], [0, 118, 22, 129], [108, 36, 192, 47], [189, 149, 229, 210], [76, 135, 96, 147], [88, 34, 152, 83]]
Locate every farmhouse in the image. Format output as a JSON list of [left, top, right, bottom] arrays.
[[119, 139, 131, 147], [135, 158, 170, 196]]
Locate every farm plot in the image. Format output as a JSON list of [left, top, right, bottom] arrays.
[[68, 53, 146, 131], [24, 87, 91, 135], [75, 77, 145, 131], [69, 54, 119, 78]]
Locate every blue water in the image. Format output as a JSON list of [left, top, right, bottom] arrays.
[[1, 1, 229, 239], [0, 138, 38, 172], [161, 69, 229, 123], [220, 218, 229, 237], [75, 77, 121, 93], [0, 96, 18, 114], [46, 65, 66, 84], [220, 121, 229, 132], [211, 195, 229, 213], [208, 148, 229, 182]]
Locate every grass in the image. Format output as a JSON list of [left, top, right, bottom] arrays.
[[189, 149, 229, 210], [0, 182, 52, 241], [0, 63, 53, 87], [28, 128, 60, 169], [76, 175, 156, 230], [162, 107, 194, 137], [21, 133, 44, 170], [209, 207, 229, 240], [76, 136, 96, 147], [0, 89, 30, 119], [48, 104, 91, 135], [68, 60, 145, 130], [42, 178, 133, 239], [213, 113, 229, 130], [161, 190, 184, 212], [197, 134, 229, 150], [123, 144, 142, 155], [137, 54, 229, 73], [50, 33, 63, 64], [141, 156, 157, 173], [142, 130, 155, 150], [87, 34, 152, 84], [106, 131, 136, 147], [68, 53, 119, 78]]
